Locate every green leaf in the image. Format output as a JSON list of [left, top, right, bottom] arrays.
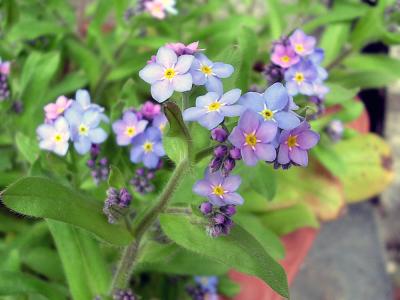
[[260, 204, 319, 236], [264, 0, 283, 39], [218, 275, 241, 298], [1, 177, 132, 245], [108, 165, 125, 189], [119, 78, 140, 108], [46, 71, 88, 101], [329, 69, 397, 89], [324, 83, 359, 106], [343, 54, 400, 78], [0, 271, 67, 300], [8, 19, 66, 40], [22, 247, 64, 281], [236, 27, 258, 91], [319, 23, 351, 66], [47, 221, 109, 300], [163, 102, 192, 163], [160, 214, 289, 298], [15, 132, 39, 164]]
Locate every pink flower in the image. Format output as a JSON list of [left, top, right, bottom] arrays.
[[0, 62, 10, 75], [44, 96, 73, 122], [271, 44, 300, 69], [140, 101, 161, 120], [145, 1, 166, 19], [166, 41, 202, 56]]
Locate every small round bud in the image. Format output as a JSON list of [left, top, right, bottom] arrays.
[[211, 127, 228, 143], [220, 205, 236, 217], [229, 147, 242, 160], [199, 202, 213, 215], [214, 145, 228, 158]]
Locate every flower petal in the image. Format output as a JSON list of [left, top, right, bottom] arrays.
[[54, 142, 69, 156], [139, 63, 164, 84], [198, 112, 224, 130], [205, 76, 223, 94], [175, 55, 194, 73], [223, 175, 241, 192], [183, 107, 207, 122], [153, 142, 165, 156], [256, 121, 277, 143], [191, 70, 206, 85], [156, 47, 177, 68], [151, 80, 174, 103], [74, 137, 91, 155], [289, 148, 308, 166], [263, 82, 288, 111], [274, 111, 300, 130], [196, 92, 218, 107], [241, 146, 258, 166], [238, 110, 260, 133], [255, 143, 276, 162], [75, 89, 91, 109], [130, 146, 144, 163], [172, 73, 193, 92], [193, 180, 212, 196], [220, 105, 244, 117], [143, 153, 160, 169], [37, 124, 55, 139], [238, 92, 265, 113], [223, 193, 244, 205], [212, 62, 234, 78], [297, 130, 320, 149], [277, 144, 290, 164], [89, 128, 107, 144], [195, 53, 213, 66], [219, 89, 241, 105], [64, 108, 82, 127], [228, 126, 245, 148]]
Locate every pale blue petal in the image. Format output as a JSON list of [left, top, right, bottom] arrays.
[[153, 142, 165, 156], [220, 105, 244, 117], [263, 82, 288, 111], [146, 127, 161, 141], [151, 79, 174, 103], [130, 146, 144, 163], [143, 153, 159, 169], [83, 109, 101, 128], [54, 142, 69, 156], [286, 81, 299, 96], [139, 63, 164, 84], [172, 73, 192, 92], [64, 108, 82, 127], [74, 137, 91, 155], [156, 47, 177, 68], [274, 111, 300, 130], [219, 89, 241, 105], [175, 55, 194, 73], [205, 76, 223, 94], [37, 124, 55, 139], [223, 193, 244, 205], [196, 92, 219, 107], [89, 128, 107, 144], [195, 53, 213, 66], [212, 62, 234, 78], [198, 112, 224, 130], [75, 89, 91, 109], [191, 70, 206, 85], [239, 92, 265, 113], [183, 107, 207, 121]]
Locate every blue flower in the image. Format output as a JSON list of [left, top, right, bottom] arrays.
[[130, 127, 165, 169], [139, 47, 194, 103], [190, 53, 234, 94], [37, 117, 70, 156], [239, 83, 300, 130], [65, 107, 108, 155], [183, 89, 243, 130], [284, 59, 318, 96]]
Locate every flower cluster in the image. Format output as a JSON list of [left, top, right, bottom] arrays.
[[37, 90, 108, 156], [130, 167, 158, 194], [103, 187, 133, 224], [139, 36, 321, 237], [113, 101, 167, 169], [87, 144, 109, 185], [186, 276, 218, 300], [112, 289, 136, 300], [0, 58, 11, 101]]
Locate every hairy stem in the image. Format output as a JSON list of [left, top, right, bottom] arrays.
[[109, 159, 190, 294]]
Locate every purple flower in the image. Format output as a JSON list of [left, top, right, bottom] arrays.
[[65, 107, 108, 155], [239, 83, 300, 130], [228, 110, 278, 166], [183, 89, 243, 130], [152, 112, 168, 133], [37, 117, 70, 156], [193, 170, 243, 206], [140, 101, 161, 120], [166, 41, 201, 56], [130, 127, 165, 169], [271, 44, 300, 68], [277, 122, 319, 166], [190, 53, 234, 94], [112, 111, 148, 146], [139, 47, 194, 103], [289, 29, 316, 56], [285, 60, 318, 96]]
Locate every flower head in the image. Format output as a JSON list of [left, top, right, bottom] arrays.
[[183, 89, 243, 130], [112, 111, 148, 146], [44, 96, 73, 122], [166, 41, 201, 56], [190, 53, 234, 94], [277, 122, 319, 166], [289, 29, 316, 56], [285, 60, 318, 96], [65, 107, 108, 155], [193, 170, 243, 206], [271, 44, 300, 68], [37, 117, 70, 156], [228, 110, 278, 166], [239, 83, 300, 130], [139, 47, 194, 102], [70, 89, 109, 122], [130, 127, 165, 169]]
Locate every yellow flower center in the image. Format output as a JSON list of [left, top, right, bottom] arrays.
[[143, 141, 154, 153], [294, 43, 304, 53], [294, 72, 305, 84], [164, 68, 176, 79], [287, 135, 298, 148], [245, 132, 258, 147], [212, 185, 225, 197], [53, 133, 63, 143], [200, 65, 213, 76], [57, 107, 65, 114], [260, 108, 274, 120], [281, 55, 290, 63], [79, 124, 89, 135], [207, 101, 222, 112], [125, 126, 136, 138]]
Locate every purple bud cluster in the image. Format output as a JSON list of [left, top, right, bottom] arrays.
[[200, 201, 236, 238], [209, 127, 241, 177], [103, 187, 132, 224], [87, 144, 109, 185], [0, 73, 10, 101], [130, 167, 156, 194], [113, 289, 136, 300]]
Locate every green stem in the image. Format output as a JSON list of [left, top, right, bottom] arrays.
[[182, 92, 190, 111], [326, 47, 353, 71], [195, 146, 215, 163], [109, 159, 190, 294]]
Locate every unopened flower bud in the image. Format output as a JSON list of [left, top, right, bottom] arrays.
[[211, 127, 228, 142]]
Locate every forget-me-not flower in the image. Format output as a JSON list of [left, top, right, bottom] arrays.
[[112, 111, 148, 146], [37, 117, 70, 156], [130, 127, 165, 169]]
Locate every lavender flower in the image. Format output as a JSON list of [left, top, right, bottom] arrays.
[[139, 47, 194, 103], [65, 108, 108, 155], [277, 122, 319, 166], [289, 29, 316, 56], [130, 127, 165, 169], [37, 117, 70, 156], [193, 170, 243, 206], [112, 111, 148, 146], [190, 53, 234, 94], [183, 89, 243, 130], [228, 110, 278, 166], [284, 60, 318, 96], [239, 83, 300, 130]]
